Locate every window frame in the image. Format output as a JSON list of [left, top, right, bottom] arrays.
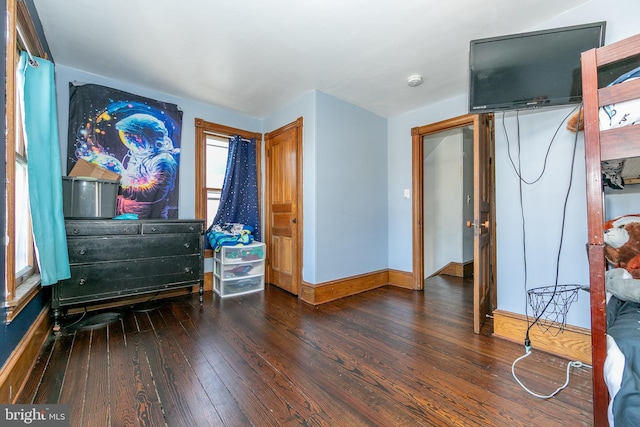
[[4, 0, 47, 322], [194, 119, 262, 257]]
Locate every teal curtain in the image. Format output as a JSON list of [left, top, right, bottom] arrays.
[[18, 52, 70, 285]]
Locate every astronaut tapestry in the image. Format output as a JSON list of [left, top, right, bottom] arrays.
[[67, 83, 183, 219]]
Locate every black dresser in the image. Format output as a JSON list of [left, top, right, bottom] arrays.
[[52, 219, 205, 330]]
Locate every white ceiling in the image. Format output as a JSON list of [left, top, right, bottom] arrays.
[[32, 0, 588, 119]]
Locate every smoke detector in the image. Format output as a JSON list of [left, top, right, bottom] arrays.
[[407, 75, 423, 87]]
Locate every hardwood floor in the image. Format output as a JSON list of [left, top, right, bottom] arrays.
[[17, 275, 593, 426]]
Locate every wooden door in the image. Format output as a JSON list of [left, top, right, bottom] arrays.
[[265, 118, 303, 295], [411, 113, 495, 334], [473, 114, 494, 334]]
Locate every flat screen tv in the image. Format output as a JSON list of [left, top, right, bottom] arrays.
[[469, 22, 606, 113]]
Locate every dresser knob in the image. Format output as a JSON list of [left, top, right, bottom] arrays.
[[184, 243, 190, 249], [151, 227, 157, 232], [79, 248, 86, 255], [72, 228, 79, 235], [189, 226, 195, 231], [78, 278, 86, 286], [184, 267, 192, 273]]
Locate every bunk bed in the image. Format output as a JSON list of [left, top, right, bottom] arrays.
[[582, 33, 640, 426]]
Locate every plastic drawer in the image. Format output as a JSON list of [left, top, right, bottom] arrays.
[[214, 242, 265, 263], [214, 275, 264, 298], [214, 259, 264, 279]]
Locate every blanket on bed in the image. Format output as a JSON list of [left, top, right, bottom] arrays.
[[607, 295, 640, 425]]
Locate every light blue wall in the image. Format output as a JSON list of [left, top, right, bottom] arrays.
[[262, 90, 387, 284], [387, 0, 640, 329], [605, 186, 640, 218], [462, 130, 474, 262], [423, 135, 465, 277], [495, 107, 590, 327], [53, 64, 262, 220], [495, 0, 640, 329], [387, 94, 467, 272], [262, 90, 317, 282], [315, 91, 388, 282]]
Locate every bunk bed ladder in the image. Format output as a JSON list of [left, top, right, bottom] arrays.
[[581, 33, 640, 426], [581, 45, 608, 427]]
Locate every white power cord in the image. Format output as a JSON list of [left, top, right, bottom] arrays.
[[511, 350, 592, 399]]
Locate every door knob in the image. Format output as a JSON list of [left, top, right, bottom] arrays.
[[292, 218, 297, 224], [467, 220, 490, 229]]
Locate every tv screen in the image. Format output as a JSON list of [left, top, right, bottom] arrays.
[[469, 22, 606, 113]]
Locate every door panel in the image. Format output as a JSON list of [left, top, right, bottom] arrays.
[[473, 114, 494, 334], [265, 118, 302, 295]]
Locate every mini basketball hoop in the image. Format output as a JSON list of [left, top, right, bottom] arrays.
[[527, 284, 581, 335]]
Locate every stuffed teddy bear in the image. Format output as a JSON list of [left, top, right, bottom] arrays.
[[604, 214, 640, 279]]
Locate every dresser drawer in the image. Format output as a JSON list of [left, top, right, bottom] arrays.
[[141, 221, 204, 235], [66, 220, 141, 236], [67, 233, 201, 263], [58, 255, 201, 303]]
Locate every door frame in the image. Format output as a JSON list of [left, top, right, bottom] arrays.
[[411, 113, 497, 327], [264, 117, 304, 294]]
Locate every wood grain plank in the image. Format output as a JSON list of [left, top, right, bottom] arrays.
[[82, 328, 110, 426], [138, 327, 220, 426], [107, 320, 138, 426], [30, 333, 74, 405], [108, 319, 165, 427], [57, 330, 91, 426], [120, 309, 140, 334], [12, 335, 56, 404], [133, 311, 153, 333], [167, 298, 193, 322]]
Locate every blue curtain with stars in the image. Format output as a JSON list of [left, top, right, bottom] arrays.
[[211, 135, 261, 240]]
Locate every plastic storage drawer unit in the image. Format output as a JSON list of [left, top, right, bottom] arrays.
[[213, 241, 266, 297]]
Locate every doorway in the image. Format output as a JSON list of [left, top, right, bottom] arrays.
[[422, 125, 474, 278], [411, 113, 496, 334]]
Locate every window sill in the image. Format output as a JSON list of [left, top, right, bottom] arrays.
[[5, 274, 41, 324]]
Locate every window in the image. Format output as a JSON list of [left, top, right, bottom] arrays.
[[4, 0, 46, 322], [205, 134, 229, 227], [14, 93, 37, 288], [194, 119, 262, 255]]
